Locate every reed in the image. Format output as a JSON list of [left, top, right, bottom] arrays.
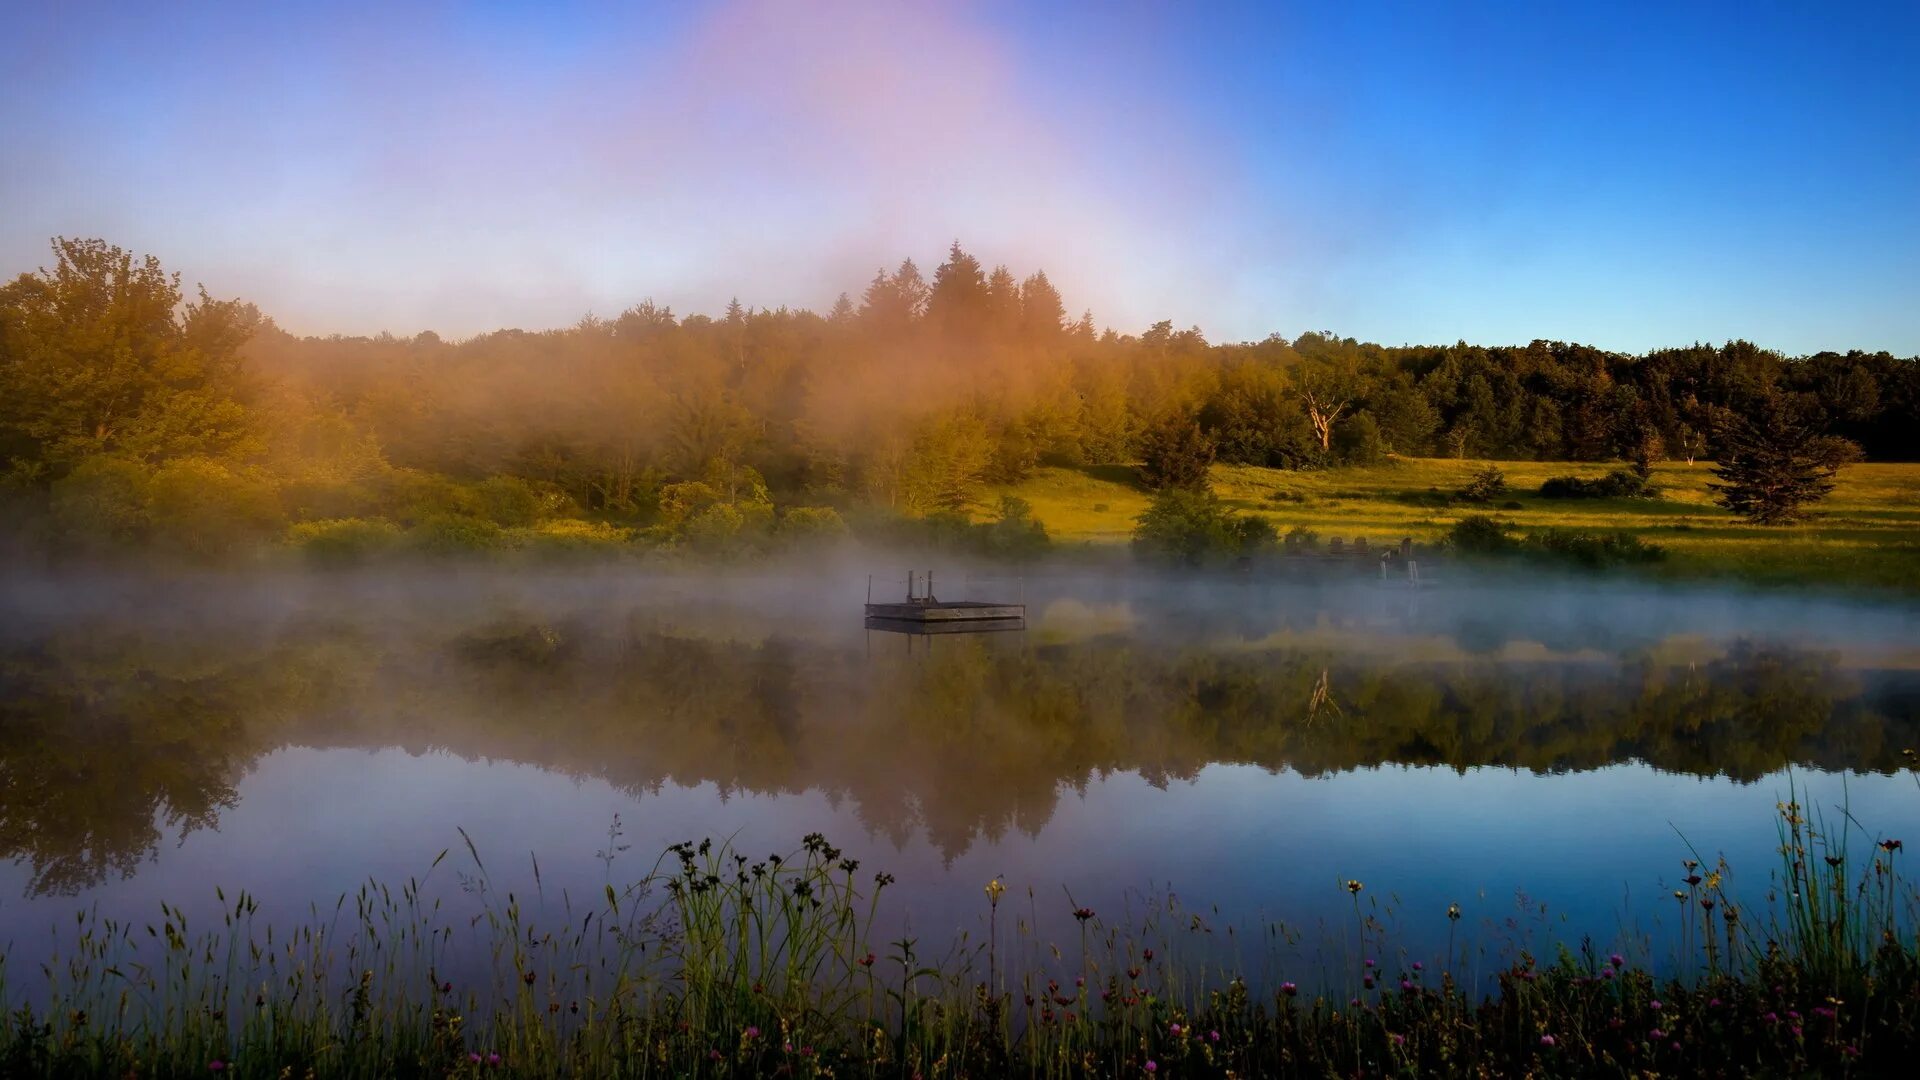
[[2, 797, 1916, 1077]]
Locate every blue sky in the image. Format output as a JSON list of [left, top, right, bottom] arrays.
[[2, 0, 1914, 352]]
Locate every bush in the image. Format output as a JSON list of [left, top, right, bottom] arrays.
[[1456, 466, 1509, 503], [679, 503, 749, 553], [978, 495, 1051, 560], [1132, 489, 1268, 566], [287, 518, 403, 566], [145, 457, 284, 558], [1449, 514, 1668, 569], [504, 519, 636, 558], [472, 475, 541, 526], [49, 456, 151, 547], [1136, 414, 1216, 491], [776, 506, 851, 546], [1539, 470, 1653, 499], [408, 514, 503, 554], [1331, 410, 1385, 465], [1447, 514, 1517, 555], [1524, 528, 1666, 568]]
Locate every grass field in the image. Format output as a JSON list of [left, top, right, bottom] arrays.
[[994, 458, 1920, 589]]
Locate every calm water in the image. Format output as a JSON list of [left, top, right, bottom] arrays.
[[3, 564, 1917, 990]]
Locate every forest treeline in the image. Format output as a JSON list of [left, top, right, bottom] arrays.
[[0, 238, 1913, 558]]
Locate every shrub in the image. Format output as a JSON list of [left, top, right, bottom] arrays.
[[145, 457, 283, 558], [679, 503, 749, 553], [472, 475, 541, 527], [776, 506, 851, 545], [1539, 470, 1653, 499], [1455, 466, 1508, 503], [1132, 489, 1269, 566], [408, 514, 503, 554], [287, 517, 403, 566], [1136, 413, 1216, 491], [1284, 524, 1320, 552], [978, 495, 1051, 559], [381, 468, 469, 526], [49, 456, 151, 547], [1524, 528, 1666, 568], [1331, 410, 1385, 465], [1447, 514, 1517, 555], [505, 519, 636, 558]]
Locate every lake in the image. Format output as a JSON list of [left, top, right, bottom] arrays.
[[3, 563, 1917, 994]]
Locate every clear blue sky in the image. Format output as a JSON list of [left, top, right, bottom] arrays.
[[2, 0, 1915, 353]]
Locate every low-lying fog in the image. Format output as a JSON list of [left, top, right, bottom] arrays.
[[2, 558, 1916, 992]]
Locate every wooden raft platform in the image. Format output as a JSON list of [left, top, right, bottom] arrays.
[[865, 615, 1027, 635], [864, 601, 1025, 622]]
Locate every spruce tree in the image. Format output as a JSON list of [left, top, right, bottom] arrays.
[[1137, 413, 1216, 491], [1709, 395, 1859, 524]]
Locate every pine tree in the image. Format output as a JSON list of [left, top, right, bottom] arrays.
[[1018, 271, 1065, 339], [1709, 394, 1859, 524], [926, 241, 988, 338], [1136, 413, 1216, 491]]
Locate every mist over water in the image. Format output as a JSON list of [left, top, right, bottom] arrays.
[[2, 561, 1917, 991]]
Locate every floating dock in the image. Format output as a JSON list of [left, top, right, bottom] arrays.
[[864, 600, 1025, 622], [864, 571, 1025, 628], [864, 615, 1027, 635]]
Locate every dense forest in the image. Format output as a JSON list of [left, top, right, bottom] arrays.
[[1, 238, 1913, 558]]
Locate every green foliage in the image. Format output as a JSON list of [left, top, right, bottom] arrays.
[[1450, 514, 1666, 568], [49, 456, 151, 546], [1136, 413, 1216, 491], [1455, 465, 1509, 503], [903, 413, 993, 512], [1539, 469, 1654, 499], [775, 505, 851, 545], [1711, 395, 1862, 524], [977, 494, 1051, 559], [144, 457, 283, 558], [287, 517, 403, 566], [1446, 513, 1518, 554], [0, 238, 261, 483], [1331, 409, 1386, 465], [1523, 528, 1667, 568], [407, 514, 503, 554], [679, 503, 749, 553], [503, 519, 637, 558], [471, 474, 541, 527], [6, 237, 1918, 566], [1131, 489, 1267, 566]]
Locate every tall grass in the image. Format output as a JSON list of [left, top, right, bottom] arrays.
[[2, 794, 1917, 1077]]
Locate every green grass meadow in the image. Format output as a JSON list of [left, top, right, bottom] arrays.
[[995, 459, 1920, 589]]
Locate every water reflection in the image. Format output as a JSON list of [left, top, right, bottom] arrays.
[[2, 576, 1915, 897]]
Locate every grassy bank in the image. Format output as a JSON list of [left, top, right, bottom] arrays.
[[3, 798, 1918, 1078], [996, 459, 1920, 589]]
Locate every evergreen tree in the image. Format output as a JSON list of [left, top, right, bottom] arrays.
[[1709, 395, 1859, 524], [1136, 412, 1215, 491], [1018, 271, 1065, 339], [926, 241, 988, 338]]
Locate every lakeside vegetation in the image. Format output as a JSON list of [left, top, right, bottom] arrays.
[[999, 459, 1920, 589], [3, 795, 1917, 1078], [2, 239, 1915, 586]]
